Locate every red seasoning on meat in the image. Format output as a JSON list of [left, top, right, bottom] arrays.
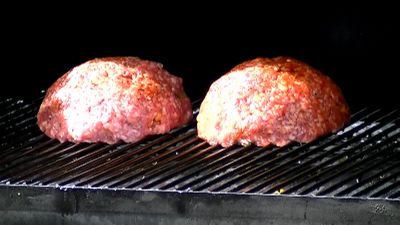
[[37, 57, 192, 144], [197, 56, 350, 147]]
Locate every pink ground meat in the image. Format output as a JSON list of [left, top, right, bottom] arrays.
[[37, 57, 193, 144], [197, 56, 350, 147]]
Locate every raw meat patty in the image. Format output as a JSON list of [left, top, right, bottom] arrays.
[[197, 56, 350, 147], [37, 57, 193, 144]]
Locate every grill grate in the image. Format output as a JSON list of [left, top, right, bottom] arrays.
[[1, 96, 400, 200]]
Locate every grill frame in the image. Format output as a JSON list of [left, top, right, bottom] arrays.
[[1, 96, 400, 224], [1, 185, 400, 225]]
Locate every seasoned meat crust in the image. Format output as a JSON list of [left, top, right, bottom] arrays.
[[37, 57, 192, 144], [197, 56, 350, 147]]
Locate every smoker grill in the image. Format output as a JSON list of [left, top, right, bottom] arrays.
[[1, 95, 399, 225]]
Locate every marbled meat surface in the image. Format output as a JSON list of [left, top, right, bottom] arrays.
[[37, 57, 192, 144], [197, 56, 350, 147]]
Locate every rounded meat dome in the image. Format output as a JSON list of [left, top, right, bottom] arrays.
[[197, 56, 350, 147], [37, 57, 193, 144]]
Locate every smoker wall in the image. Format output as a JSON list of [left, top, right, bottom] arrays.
[[1, 186, 399, 225]]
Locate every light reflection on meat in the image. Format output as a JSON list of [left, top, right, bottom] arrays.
[[37, 57, 192, 144], [197, 57, 350, 147]]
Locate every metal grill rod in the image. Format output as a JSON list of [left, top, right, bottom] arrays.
[[336, 161, 400, 197], [0, 134, 46, 160], [0, 105, 36, 131], [144, 145, 251, 189], [46, 134, 175, 186], [266, 121, 400, 194], [0, 139, 60, 179], [206, 108, 384, 193], [73, 128, 197, 187], [26, 143, 119, 185], [0, 121, 41, 151], [225, 108, 399, 193], [317, 154, 400, 196], [354, 168, 400, 197], [0, 99, 29, 121], [177, 144, 282, 191], [389, 188, 400, 198], [296, 136, 400, 195], [0, 97, 13, 108], [122, 144, 219, 189], [371, 179, 400, 198], [45, 123, 196, 186], [90, 134, 200, 187], [105, 140, 208, 188], [139, 146, 243, 189], [12, 143, 105, 184], [0, 97, 42, 137]]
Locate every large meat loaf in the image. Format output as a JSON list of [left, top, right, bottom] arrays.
[[197, 56, 350, 147], [37, 57, 193, 144]]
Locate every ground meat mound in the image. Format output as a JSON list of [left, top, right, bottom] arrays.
[[197, 56, 350, 147], [37, 57, 193, 144]]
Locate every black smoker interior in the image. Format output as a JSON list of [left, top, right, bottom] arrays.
[[1, 6, 400, 225], [2, 7, 399, 109]]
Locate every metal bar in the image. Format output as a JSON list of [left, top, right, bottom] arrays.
[[316, 152, 400, 196], [123, 143, 219, 189], [46, 123, 194, 186], [0, 142, 77, 181], [371, 180, 400, 198], [264, 124, 400, 195], [232, 109, 400, 193], [212, 108, 387, 193], [25, 143, 120, 185], [295, 137, 400, 195], [0, 139, 59, 176], [72, 129, 197, 187], [0, 97, 13, 109], [138, 145, 235, 189], [0, 134, 47, 160], [90, 135, 200, 188], [210, 143, 319, 193], [0, 122, 40, 147], [336, 160, 400, 197], [222, 131, 361, 193], [185, 145, 277, 191], [152, 145, 254, 190], [0, 127, 43, 153], [105, 139, 207, 188], [11, 143, 105, 184], [0, 106, 38, 131], [388, 189, 400, 198], [42, 134, 172, 186], [353, 169, 400, 197], [0, 99, 27, 118], [0, 96, 42, 128]]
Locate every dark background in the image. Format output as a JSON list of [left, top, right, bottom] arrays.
[[2, 6, 399, 110]]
